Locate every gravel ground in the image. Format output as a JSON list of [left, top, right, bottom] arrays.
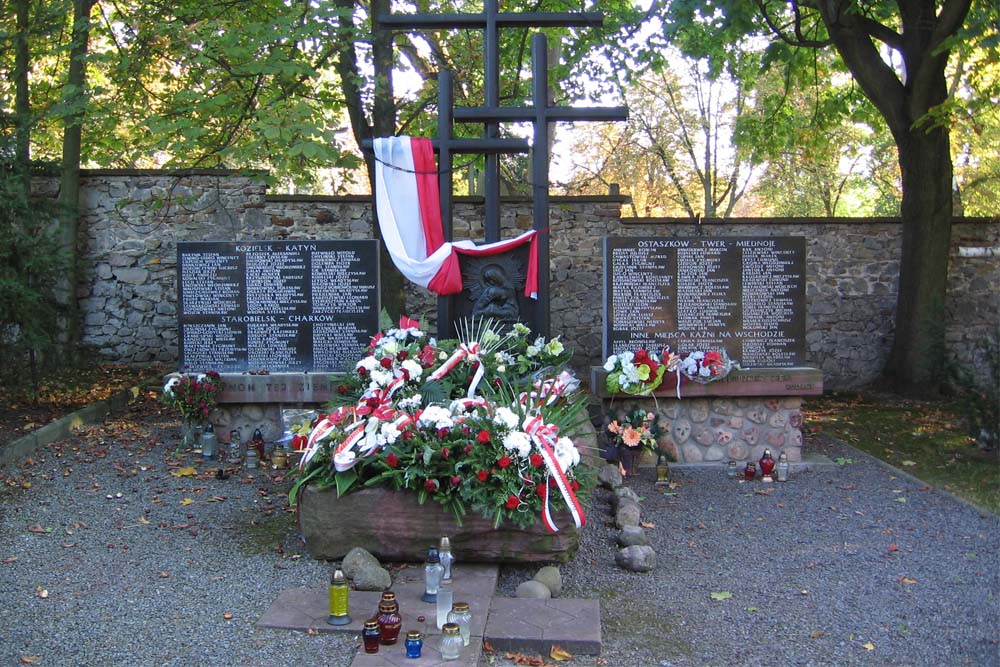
[[2, 394, 998, 667]]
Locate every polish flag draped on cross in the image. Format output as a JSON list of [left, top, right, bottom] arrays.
[[373, 136, 539, 298]]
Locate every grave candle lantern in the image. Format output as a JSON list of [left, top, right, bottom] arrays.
[[776, 452, 790, 482], [228, 429, 244, 464], [438, 536, 454, 582], [327, 568, 351, 626], [422, 546, 443, 603], [447, 601, 473, 646], [200, 424, 218, 461], [438, 623, 463, 660], [362, 620, 381, 653], [404, 631, 424, 659], [376, 591, 402, 644], [743, 461, 756, 481], [759, 448, 776, 482], [251, 428, 267, 461]]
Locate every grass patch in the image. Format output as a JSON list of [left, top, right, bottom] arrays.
[[235, 511, 297, 556], [804, 391, 1000, 515]]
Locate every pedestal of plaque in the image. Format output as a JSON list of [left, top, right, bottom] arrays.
[[592, 367, 822, 464]]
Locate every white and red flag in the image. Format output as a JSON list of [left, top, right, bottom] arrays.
[[373, 136, 539, 298]]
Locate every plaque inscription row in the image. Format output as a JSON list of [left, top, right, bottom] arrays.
[[603, 236, 806, 368], [177, 240, 380, 373]]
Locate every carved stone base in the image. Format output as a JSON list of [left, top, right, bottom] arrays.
[[298, 486, 580, 563]]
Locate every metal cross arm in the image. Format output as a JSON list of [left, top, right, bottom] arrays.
[[360, 137, 529, 155], [378, 11, 604, 30], [453, 106, 628, 123]]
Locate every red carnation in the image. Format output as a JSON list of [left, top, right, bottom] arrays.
[[437, 428, 450, 438], [357, 366, 369, 375], [402, 430, 415, 441], [424, 479, 439, 493], [441, 447, 450, 460], [476, 470, 490, 482], [497, 456, 512, 469], [380, 357, 393, 369], [529, 453, 544, 468], [477, 429, 491, 443], [386, 453, 399, 468], [462, 425, 471, 435], [570, 480, 580, 492], [450, 476, 462, 488], [535, 483, 547, 498], [337, 385, 347, 395], [464, 444, 474, 454], [504, 495, 521, 509]]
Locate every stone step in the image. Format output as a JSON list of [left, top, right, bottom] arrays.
[[257, 562, 602, 664]]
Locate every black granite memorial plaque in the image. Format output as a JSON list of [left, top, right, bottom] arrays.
[[177, 240, 380, 372], [603, 236, 806, 368]]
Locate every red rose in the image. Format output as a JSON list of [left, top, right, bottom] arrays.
[[402, 430, 415, 441], [450, 476, 462, 488], [441, 447, 450, 460], [337, 385, 347, 395], [505, 495, 520, 509], [397, 350, 409, 361], [437, 428, 450, 438], [462, 425, 471, 435], [464, 444, 474, 454], [380, 357, 393, 369], [424, 479, 439, 493], [529, 453, 544, 468], [476, 470, 489, 482], [497, 456, 512, 469], [477, 429, 491, 443], [570, 480, 580, 492], [357, 366, 368, 375], [535, 483, 547, 498], [548, 477, 557, 487], [386, 453, 399, 468]]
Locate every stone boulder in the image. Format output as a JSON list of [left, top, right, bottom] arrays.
[[614, 499, 642, 529], [598, 464, 623, 490], [616, 526, 649, 547], [612, 486, 641, 509], [616, 545, 656, 572], [341, 547, 391, 591], [515, 580, 552, 599], [533, 565, 562, 597]]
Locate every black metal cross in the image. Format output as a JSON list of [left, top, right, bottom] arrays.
[[377, 0, 627, 337]]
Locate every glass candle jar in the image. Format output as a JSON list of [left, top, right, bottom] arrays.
[[376, 592, 401, 645], [436, 578, 453, 629], [422, 546, 443, 603], [245, 447, 259, 469], [758, 448, 776, 481], [327, 568, 350, 626], [438, 536, 454, 582], [251, 428, 267, 461], [228, 429, 243, 464], [776, 452, 790, 482], [362, 620, 381, 653], [726, 460, 738, 478], [438, 623, 463, 660], [447, 602, 472, 646], [743, 462, 756, 481], [404, 631, 423, 659]]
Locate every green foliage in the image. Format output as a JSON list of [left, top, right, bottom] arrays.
[[0, 161, 67, 388]]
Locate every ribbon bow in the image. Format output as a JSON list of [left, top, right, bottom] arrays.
[[523, 414, 585, 534]]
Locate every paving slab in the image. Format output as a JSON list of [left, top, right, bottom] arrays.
[[484, 598, 601, 655], [350, 638, 482, 667]]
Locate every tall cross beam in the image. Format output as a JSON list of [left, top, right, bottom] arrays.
[[376, 1, 627, 337]]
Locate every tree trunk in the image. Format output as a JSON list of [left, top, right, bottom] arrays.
[[13, 0, 30, 184], [884, 124, 954, 396], [56, 0, 94, 364]]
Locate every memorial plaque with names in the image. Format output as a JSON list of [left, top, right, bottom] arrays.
[[603, 236, 806, 368], [177, 240, 380, 373]]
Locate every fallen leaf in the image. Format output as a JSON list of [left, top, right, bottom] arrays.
[[894, 497, 907, 503], [306, 627, 317, 636], [61, 542, 78, 549], [810, 630, 825, 639], [899, 576, 918, 585], [887, 544, 899, 553], [159, 571, 170, 578], [171, 467, 198, 478], [639, 521, 656, 528], [800, 589, 809, 595], [709, 591, 732, 601], [746, 607, 758, 613], [550, 644, 573, 661], [26, 524, 51, 534], [138, 517, 151, 525], [863, 641, 875, 651], [223, 612, 234, 620], [668, 481, 680, 489], [180, 498, 194, 506], [36, 587, 49, 599], [207, 495, 227, 502], [754, 488, 774, 496], [19, 657, 41, 664], [2, 557, 17, 564], [901, 460, 917, 466], [504, 653, 545, 666], [483, 641, 496, 654]]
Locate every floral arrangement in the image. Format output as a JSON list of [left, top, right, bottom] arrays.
[[290, 317, 591, 532], [161, 371, 223, 421], [606, 407, 660, 454], [677, 349, 736, 383], [603, 348, 679, 396]]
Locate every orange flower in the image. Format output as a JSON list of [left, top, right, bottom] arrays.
[[622, 427, 641, 447], [607, 420, 621, 434]]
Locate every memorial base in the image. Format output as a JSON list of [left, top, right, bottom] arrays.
[[593, 367, 822, 464], [298, 485, 580, 563]]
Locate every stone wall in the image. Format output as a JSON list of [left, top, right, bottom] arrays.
[[65, 170, 998, 390]]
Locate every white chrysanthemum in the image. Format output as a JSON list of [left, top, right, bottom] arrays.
[[379, 339, 399, 355], [163, 375, 181, 398], [691, 351, 705, 361], [493, 407, 519, 430], [418, 405, 454, 430], [439, 351, 448, 360], [619, 351, 634, 364], [503, 431, 533, 457], [699, 365, 712, 378], [379, 422, 401, 445], [370, 369, 394, 387], [603, 355, 618, 372], [622, 364, 642, 386], [396, 394, 422, 411], [400, 359, 423, 380], [357, 356, 379, 372], [554, 436, 580, 470]]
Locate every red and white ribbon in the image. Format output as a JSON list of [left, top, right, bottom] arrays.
[[429, 342, 485, 398], [523, 414, 585, 533]]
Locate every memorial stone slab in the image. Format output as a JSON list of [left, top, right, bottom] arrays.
[[603, 236, 806, 368], [177, 240, 379, 373]]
